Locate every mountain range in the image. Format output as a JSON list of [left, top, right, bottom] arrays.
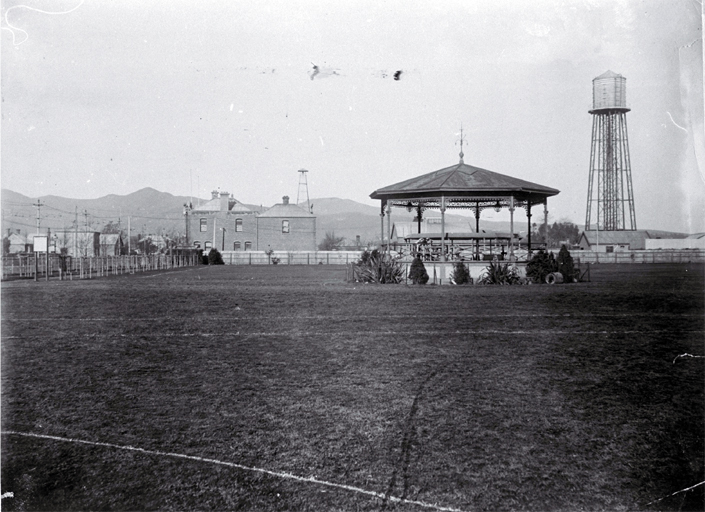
[[2, 188, 525, 246]]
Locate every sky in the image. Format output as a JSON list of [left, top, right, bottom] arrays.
[[2, 0, 703, 232]]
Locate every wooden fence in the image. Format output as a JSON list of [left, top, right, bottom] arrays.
[[572, 250, 705, 264], [2, 253, 200, 281], [220, 251, 364, 265]]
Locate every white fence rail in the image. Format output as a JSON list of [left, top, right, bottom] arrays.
[[573, 250, 705, 264], [220, 251, 364, 265], [2, 253, 200, 280]]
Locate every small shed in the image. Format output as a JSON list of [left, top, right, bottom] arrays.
[[7, 232, 30, 254], [577, 230, 690, 252], [99, 233, 124, 256]]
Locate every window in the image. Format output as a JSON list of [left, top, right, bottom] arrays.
[[193, 241, 201, 248], [204, 241, 212, 250], [244, 241, 252, 251], [606, 245, 614, 253], [200, 218, 208, 232], [233, 241, 241, 250], [282, 220, 290, 234], [235, 218, 243, 232]]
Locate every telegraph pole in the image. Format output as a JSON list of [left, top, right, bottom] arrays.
[[74, 206, 78, 257], [33, 200, 44, 234], [183, 203, 191, 247]]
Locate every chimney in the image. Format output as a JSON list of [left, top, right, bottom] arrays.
[[282, 196, 289, 205], [220, 191, 230, 211], [211, 189, 219, 199]]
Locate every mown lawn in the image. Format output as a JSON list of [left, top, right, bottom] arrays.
[[2, 263, 703, 511]]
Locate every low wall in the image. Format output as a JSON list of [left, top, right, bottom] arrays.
[[573, 250, 705, 264], [221, 250, 363, 265]]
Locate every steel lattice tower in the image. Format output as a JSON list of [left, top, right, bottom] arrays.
[[585, 70, 637, 231], [296, 169, 311, 213]]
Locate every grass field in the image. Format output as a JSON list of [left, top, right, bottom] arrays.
[[2, 263, 704, 511]]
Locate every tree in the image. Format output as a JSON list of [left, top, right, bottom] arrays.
[[3, 237, 10, 256], [101, 221, 121, 234], [318, 231, 345, 251], [408, 256, 429, 284], [526, 250, 558, 283], [208, 248, 224, 265], [451, 261, 471, 284], [533, 221, 580, 248], [138, 235, 158, 255]]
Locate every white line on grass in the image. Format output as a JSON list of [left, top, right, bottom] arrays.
[[3, 329, 704, 341], [3, 313, 702, 322], [646, 480, 705, 505], [2, 430, 467, 512]]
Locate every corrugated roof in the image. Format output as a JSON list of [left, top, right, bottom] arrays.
[[580, 230, 647, 246], [370, 162, 559, 200], [258, 202, 314, 218], [578, 230, 692, 249]]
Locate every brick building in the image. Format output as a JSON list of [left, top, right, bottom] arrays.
[[256, 196, 316, 251], [189, 190, 259, 251]]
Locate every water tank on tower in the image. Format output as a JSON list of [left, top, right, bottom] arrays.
[[585, 70, 637, 231], [590, 70, 629, 112]]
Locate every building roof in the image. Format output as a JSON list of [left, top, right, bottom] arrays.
[[370, 161, 559, 202], [258, 200, 314, 218], [99, 234, 122, 244], [192, 197, 251, 213], [404, 231, 513, 241], [392, 220, 473, 239], [595, 70, 622, 79], [579, 230, 690, 248], [8, 233, 27, 243]]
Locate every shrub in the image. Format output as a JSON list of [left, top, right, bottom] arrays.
[[208, 248, 224, 265], [408, 256, 429, 284], [526, 250, 558, 283], [355, 250, 404, 284], [451, 261, 471, 284], [357, 249, 380, 266], [556, 245, 575, 283], [479, 262, 521, 285]]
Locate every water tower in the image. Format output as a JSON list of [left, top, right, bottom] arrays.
[[585, 70, 637, 230]]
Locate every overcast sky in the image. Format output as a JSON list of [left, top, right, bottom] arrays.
[[2, 0, 703, 232]]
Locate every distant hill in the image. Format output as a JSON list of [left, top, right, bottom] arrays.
[[1, 188, 591, 247]]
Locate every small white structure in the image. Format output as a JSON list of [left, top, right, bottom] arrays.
[[577, 230, 689, 252], [645, 233, 705, 250]]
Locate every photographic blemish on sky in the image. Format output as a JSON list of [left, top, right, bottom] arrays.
[[1, 0, 703, 232]]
